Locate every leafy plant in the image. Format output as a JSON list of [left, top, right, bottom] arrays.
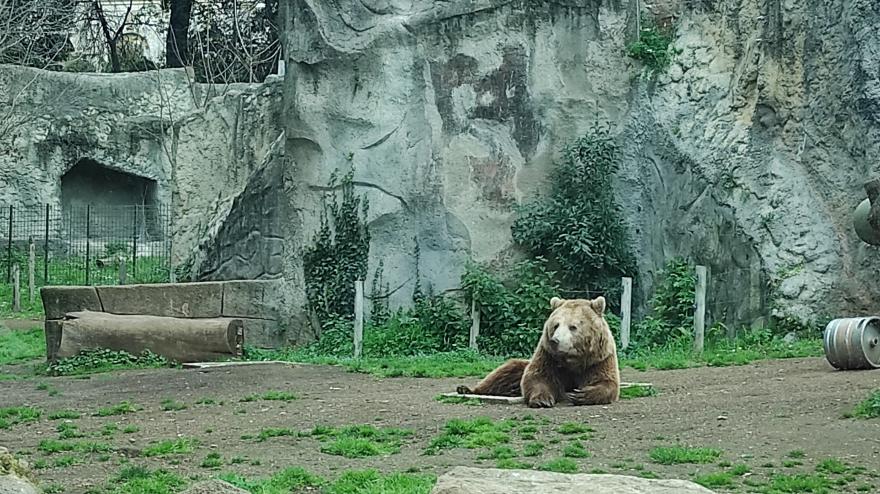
[[633, 258, 696, 349], [511, 123, 636, 306], [462, 258, 561, 357], [47, 348, 168, 376], [304, 170, 370, 325], [626, 17, 680, 76]]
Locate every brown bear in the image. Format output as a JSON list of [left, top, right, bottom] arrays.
[[456, 296, 620, 408]]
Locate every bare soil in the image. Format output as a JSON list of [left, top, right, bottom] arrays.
[[2, 357, 879, 493]]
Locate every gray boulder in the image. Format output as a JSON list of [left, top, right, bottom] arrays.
[[431, 467, 715, 494], [0, 447, 40, 494]]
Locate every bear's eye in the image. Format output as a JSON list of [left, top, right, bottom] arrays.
[[553, 323, 559, 330], [570, 325, 578, 332]]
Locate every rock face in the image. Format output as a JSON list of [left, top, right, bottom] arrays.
[[275, 0, 880, 328], [180, 480, 249, 494], [430, 467, 715, 494]]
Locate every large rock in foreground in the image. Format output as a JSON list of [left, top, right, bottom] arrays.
[[431, 467, 715, 494], [0, 447, 40, 494]]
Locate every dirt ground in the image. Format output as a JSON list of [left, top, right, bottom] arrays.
[[2, 356, 879, 493]]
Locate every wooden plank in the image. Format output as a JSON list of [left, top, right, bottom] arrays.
[[469, 299, 480, 350], [12, 264, 20, 312], [28, 240, 35, 304], [182, 360, 299, 369], [440, 392, 525, 405]]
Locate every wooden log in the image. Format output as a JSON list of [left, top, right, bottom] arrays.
[[57, 311, 244, 363]]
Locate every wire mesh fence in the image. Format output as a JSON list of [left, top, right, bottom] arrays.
[[0, 204, 172, 289]]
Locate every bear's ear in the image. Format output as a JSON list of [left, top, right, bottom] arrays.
[[591, 296, 606, 315], [550, 297, 565, 309]]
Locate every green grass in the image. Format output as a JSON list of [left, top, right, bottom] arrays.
[[142, 438, 198, 457], [538, 458, 579, 474], [308, 425, 413, 459], [0, 282, 44, 319], [102, 424, 118, 436], [693, 472, 734, 488], [52, 455, 80, 468], [849, 390, 880, 419], [95, 401, 141, 417], [425, 417, 515, 455], [523, 442, 544, 457], [562, 441, 590, 458], [200, 452, 223, 469], [47, 410, 80, 420], [38, 439, 111, 454], [107, 466, 187, 494], [221, 468, 435, 494], [620, 384, 657, 399], [764, 473, 831, 493], [256, 428, 296, 442], [496, 459, 533, 470], [816, 458, 848, 474], [435, 395, 483, 406], [787, 450, 806, 459], [0, 406, 42, 429], [0, 327, 44, 364], [240, 390, 298, 403], [56, 423, 84, 439], [730, 464, 751, 476], [557, 422, 593, 435], [649, 446, 723, 465], [47, 348, 169, 377], [160, 399, 187, 411], [477, 446, 517, 460], [122, 425, 139, 434]]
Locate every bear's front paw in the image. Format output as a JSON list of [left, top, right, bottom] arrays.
[[456, 385, 472, 395], [527, 395, 556, 408], [566, 389, 583, 403]]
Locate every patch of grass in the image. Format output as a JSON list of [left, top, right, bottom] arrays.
[[220, 467, 324, 494], [47, 348, 169, 377], [95, 401, 141, 417], [816, 458, 847, 474], [562, 441, 590, 458], [435, 395, 482, 406], [195, 398, 219, 405], [122, 425, 139, 434], [160, 399, 187, 412], [309, 425, 413, 459], [620, 385, 657, 399], [239, 391, 298, 402], [200, 452, 223, 469], [47, 410, 80, 420], [328, 470, 436, 494], [849, 390, 880, 419], [477, 446, 517, 460], [523, 442, 544, 457], [102, 424, 118, 436], [694, 472, 734, 488], [142, 438, 198, 457], [43, 484, 64, 494], [0, 406, 42, 429], [649, 446, 722, 465], [730, 464, 751, 475], [56, 423, 84, 439], [765, 473, 831, 493], [557, 422, 593, 435], [425, 417, 515, 454], [784, 460, 803, 468], [38, 439, 111, 454], [108, 466, 187, 494], [0, 327, 45, 364], [788, 450, 806, 459], [245, 347, 504, 378], [256, 428, 296, 442], [538, 458, 579, 474]]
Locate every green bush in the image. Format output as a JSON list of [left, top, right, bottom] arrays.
[[511, 123, 636, 307], [462, 258, 561, 357], [626, 17, 680, 76], [633, 258, 696, 349]]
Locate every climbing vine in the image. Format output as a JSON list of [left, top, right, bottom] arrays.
[[511, 123, 637, 304], [303, 170, 370, 323]]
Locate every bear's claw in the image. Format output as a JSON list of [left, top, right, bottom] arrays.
[[456, 385, 472, 395]]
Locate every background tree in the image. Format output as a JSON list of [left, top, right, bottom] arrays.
[[0, 0, 79, 68], [165, 0, 192, 68]]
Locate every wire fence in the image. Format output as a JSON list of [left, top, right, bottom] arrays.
[[0, 204, 172, 289]]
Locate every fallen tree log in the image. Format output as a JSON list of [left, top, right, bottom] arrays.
[[57, 311, 244, 363]]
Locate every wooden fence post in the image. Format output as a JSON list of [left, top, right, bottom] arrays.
[[354, 280, 364, 358], [620, 277, 632, 350], [12, 264, 21, 312], [118, 257, 127, 285], [28, 238, 35, 304], [694, 265, 707, 354], [469, 298, 481, 351]]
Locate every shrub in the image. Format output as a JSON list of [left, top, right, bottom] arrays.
[[633, 258, 695, 349], [626, 17, 680, 76]]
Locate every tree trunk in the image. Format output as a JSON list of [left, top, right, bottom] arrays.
[[108, 39, 120, 72], [165, 0, 193, 68]]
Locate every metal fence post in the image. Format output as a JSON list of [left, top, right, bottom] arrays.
[[131, 206, 138, 279]]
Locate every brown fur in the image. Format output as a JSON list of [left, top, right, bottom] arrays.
[[457, 296, 620, 408]]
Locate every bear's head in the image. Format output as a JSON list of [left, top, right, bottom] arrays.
[[542, 296, 615, 363]]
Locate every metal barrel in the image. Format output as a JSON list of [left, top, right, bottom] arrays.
[[823, 317, 880, 370]]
